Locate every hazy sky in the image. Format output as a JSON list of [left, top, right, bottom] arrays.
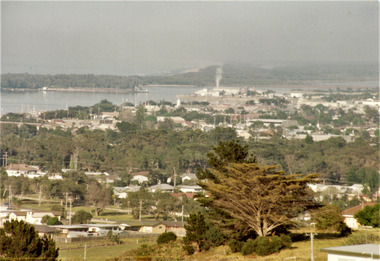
[[1, 1, 379, 76]]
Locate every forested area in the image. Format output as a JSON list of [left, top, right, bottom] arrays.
[[1, 121, 378, 193], [2, 63, 377, 89]]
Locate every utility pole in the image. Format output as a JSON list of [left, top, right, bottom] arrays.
[[4, 152, 8, 167], [139, 199, 142, 221], [310, 232, 314, 261], [9, 185, 12, 208], [181, 205, 184, 222], [38, 185, 42, 207], [84, 243, 87, 261], [69, 198, 72, 225], [65, 192, 68, 218], [173, 166, 177, 189]]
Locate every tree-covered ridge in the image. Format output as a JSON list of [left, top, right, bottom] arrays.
[[0, 122, 378, 189], [1, 62, 377, 89]]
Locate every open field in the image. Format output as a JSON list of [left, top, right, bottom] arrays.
[[57, 238, 155, 261]]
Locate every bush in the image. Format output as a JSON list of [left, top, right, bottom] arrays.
[[228, 239, 244, 253], [183, 245, 195, 255], [241, 235, 290, 256], [345, 231, 380, 245], [241, 239, 256, 256], [254, 236, 282, 256], [47, 217, 62, 225], [157, 232, 177, 244], [280, 234, 292, 249]]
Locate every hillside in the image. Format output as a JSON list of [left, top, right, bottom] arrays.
[[1, 62, 378, 90]]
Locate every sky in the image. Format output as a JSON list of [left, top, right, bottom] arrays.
[[1, 1, 379, 76]]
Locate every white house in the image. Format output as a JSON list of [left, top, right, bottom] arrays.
[[180, 173, 197, 183], [131, 171, 149, 184], [177, 185, 203, 193], [8, 210, 57, 225], [5, 164, 40, 177], [321, 244, 379, 261], [148, 184, 174, 193]]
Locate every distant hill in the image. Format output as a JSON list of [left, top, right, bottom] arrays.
[[1, 62, 377, 90]]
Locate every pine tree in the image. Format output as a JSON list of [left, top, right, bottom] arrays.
[[197, 140, 318, 237], [0, 220, 59, 260]]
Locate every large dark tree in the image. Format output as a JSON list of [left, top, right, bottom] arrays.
[[196, 140, 257, 238], [197, 140, 318, 237], [0, 220, 59, 260]]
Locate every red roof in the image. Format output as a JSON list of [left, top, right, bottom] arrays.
[[342, 202, 378, 216], [131, 171, 149, 176], [171, 193, 195, 199]]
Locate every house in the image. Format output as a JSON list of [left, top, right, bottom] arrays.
[[26, 211, 56, 225], [9, 210, 58, 225], [50, 224, 89, 234], [114, 185, 141, 199], [148, 184, 174, 193], [162, 221, 187, 236], [8, 211, 27, 222], [33, 224, 59, 237], [177, 185, 203, 193], [321, 244, 379, 260], [131, 171, 149, 184], [5, 164, 40, 177], [121, 220, 166, 234], [342, 202, 377, 230], [180, 173, 197, 183]]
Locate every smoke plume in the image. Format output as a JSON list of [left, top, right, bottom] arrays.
[[216, 67, 223, 88]]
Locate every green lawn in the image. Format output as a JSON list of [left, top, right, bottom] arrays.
[[58, 238, 154, 261]]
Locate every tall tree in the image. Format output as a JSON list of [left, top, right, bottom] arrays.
[[196, 140, 257, 238], [85, 181, 112, 216], [199, 163, 318, 236], [0, 220, 59, 260]]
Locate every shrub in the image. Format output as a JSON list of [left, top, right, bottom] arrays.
[[182, 245, 195, 255], [228, 239, 244, 253], [241, 239, 256, 256], [241, 235, 289, 256], [157, 232, 177, 244], [280, 234, 292, 249], [345, 231, 380, 245], [254, 236, 282, 256], [47, 217, 62, 225]]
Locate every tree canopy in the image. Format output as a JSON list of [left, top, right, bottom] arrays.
[[197, 140, 318, 237], [199, 163, 318, 236], [0, 220, 59, 260]]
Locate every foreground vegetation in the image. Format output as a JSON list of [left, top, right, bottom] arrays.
[[112, 230, 379, 261]]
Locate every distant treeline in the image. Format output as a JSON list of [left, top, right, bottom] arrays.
[[1, 63, 378, 89]]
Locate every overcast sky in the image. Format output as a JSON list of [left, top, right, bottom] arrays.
[[1, 1, 379, 76]]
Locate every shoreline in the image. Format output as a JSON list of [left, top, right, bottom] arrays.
[[1, 82, 377, 93], [0, 87, 149, 93]]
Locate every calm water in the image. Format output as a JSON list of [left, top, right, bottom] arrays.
[[1, 81, 377, 115], [0, 86, 205, 115]]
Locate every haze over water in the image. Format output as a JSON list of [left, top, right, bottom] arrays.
[[0, 86, 204, 115]]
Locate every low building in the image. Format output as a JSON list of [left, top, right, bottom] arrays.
[[33, 224, 59, 237], [5, 164, 40, 177], [342, 202, 377, 230], [177, 185, 203, 193], [162, 221, 187, 236], [121, 220, 166, 234], [180, 173, 197, 183], [131, 171, 149, 184], [321, 244, 380, 260], [148, 184, 174, 193]]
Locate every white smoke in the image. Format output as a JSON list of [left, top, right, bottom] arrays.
[[215, 67, 223, 88]]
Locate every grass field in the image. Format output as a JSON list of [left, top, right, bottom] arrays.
[[58, 238, 155, 261]]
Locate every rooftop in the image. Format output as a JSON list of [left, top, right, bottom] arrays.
[[321, 244, 380, 259], [342, 202, 378, 216]]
